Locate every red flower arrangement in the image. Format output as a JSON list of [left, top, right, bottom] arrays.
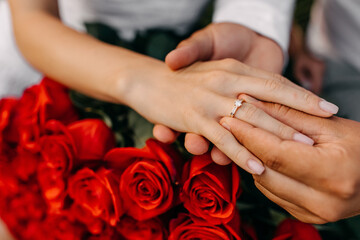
[[0, 77, 322, 239]]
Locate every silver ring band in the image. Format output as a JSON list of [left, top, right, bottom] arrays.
[[230, 99, 244, 118]]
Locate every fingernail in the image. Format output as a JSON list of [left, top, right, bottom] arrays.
[[221, 121, 231, 131], [293, 133, 314, 146], [319, 99, 339, 114], [247, 159, 265, 175]]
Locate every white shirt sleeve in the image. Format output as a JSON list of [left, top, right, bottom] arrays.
[[213, 0, 296, 55]]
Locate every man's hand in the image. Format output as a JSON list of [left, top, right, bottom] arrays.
[[221, 100, 360, 224], [166, 22, 284, 73], [154, 23, 284, 161], [294, 51, 325, 94], [289, 24, 325, 94]]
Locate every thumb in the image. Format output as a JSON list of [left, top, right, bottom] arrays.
[[165, 27, 214, 70]]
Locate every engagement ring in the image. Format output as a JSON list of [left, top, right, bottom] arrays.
[[230, 99, 244, 118]]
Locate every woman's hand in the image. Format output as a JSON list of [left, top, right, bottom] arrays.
[[221, 100, 360, 223], [131, 58, 337, 175], [153, 23, 328, 161], [153, 22, 285, 151]]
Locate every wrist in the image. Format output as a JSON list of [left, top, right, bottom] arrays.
[[112, 54, 172, 110], [248, 34, 284, 73]]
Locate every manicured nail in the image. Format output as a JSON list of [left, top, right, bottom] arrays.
[[319, 99, 339, 114], [293, 133, 314, 146], [221, 121, 231, 131], [247, 159, 265, 175]]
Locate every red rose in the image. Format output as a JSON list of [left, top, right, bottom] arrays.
[[68, 167, 123, 227], [0, 162, 19, 200], [40, 120, 76, 175], [0, 98, 17, 145], [87, 228, 118, 240], [37, 163, 67, 213], [273, 219, 322, 240], [180, 153, 241, 224], [17, 77, 78, 126], [70, 204, 107, 235], [67, 119, 116, 162], [11, 148, 40, 181], [35, 77, 78, 125], [105, 139, 183, 221], [169, 213, 241, 240], [39, 215, 85, 240], [116, 216, 168, 240], [5, 77, 78, 146], [1, 185, 46, 233]]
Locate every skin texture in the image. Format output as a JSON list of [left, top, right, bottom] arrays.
[[221, 99, 360, 224], [10, 0, 334, 175]]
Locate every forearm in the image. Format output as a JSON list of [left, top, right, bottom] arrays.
[[9, 1, 165, 104]]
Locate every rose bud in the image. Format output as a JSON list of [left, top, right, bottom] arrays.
[[105, 139, 183, 221], [67, 119, 116, 162], [6, 77, 78, 145], [40, 120, 76, 175], [36, 77, 78, 125], [68, 167, 123, 226], [180, 153, 241, 225]]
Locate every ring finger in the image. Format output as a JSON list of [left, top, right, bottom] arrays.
[[220, 96, 314, 146]]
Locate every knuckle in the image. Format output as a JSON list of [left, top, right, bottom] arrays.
[[254, 176, 265, 187], [302, 92, 314, 105], [210, 130, 228, 148], [333, 178, 358, 200], [263, 151, 282, 171], [219, 58, 239, 69], [272, 104, 292, 117], [264, 79, 282, 92], [308, 218, 328, 225], [270, 72, 288, 84], [276, 124, 291, 138], [317, 205, 344, 223], [239, 104, 260, 120], [204, 70, 227, 86], [234, 147, 248, 163]]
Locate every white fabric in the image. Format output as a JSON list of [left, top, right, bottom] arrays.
[[1, 0, 211, 97], [58, 0, 210, 40], [1, 0, 297, 98], [0, 0, 41, 98], [213, 0, 296, 55], [307, 0, 360, 71]]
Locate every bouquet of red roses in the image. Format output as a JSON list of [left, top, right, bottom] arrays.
[[0, 77, 322, 240]]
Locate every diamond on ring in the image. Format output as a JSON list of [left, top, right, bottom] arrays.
[[230, 99, 244, 118]]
